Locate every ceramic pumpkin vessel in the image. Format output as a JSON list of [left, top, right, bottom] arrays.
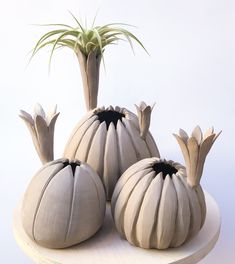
[[111, 158, 206, 249], [22, 158, 106, 249], [64, 105, 160, 200], [111, 127, 220, 249]]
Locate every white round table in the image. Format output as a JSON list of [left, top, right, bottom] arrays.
[[13, 192, 220, 264]]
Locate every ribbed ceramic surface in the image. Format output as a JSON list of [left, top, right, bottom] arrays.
[[22, 158, 106, 249], [111, 157, 206, 249], [64, 106, 160, 200]]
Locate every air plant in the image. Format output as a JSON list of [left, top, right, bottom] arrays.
[[31, 13, 148, 111]]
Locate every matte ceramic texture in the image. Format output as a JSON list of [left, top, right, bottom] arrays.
[[14, 193, 221, 264], [22, 158, 106, 249], [19, 104, 59, 164], [173, 126, 221, 187], [76, 49, 101, 111], [111, 157, 206, 249], [64, 106, 160, 200], [135, 101, 155, 139]]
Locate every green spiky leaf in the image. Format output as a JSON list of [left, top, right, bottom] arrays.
[[30, 13, 148, 68]]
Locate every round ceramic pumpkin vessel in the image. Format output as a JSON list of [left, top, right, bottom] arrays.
[[64, 106, 160, 200], [111, 157, 206, 249], [22, 158, 106, 249]]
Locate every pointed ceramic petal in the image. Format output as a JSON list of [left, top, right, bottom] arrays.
[[48, 112, 59, 130], [173, 134, 190, 171], [112, 167, 152, 231], [103, 123, 119, 200], [124, 172, 154, 245], [195, 185, 206, 228], [46, 105, 57, 124], [19, 113, 42, 157], [140, 107, 151, 139], [47, 112, 60, 160], [179, 129, 189, 143], [115, 106, 121, 112], [86, 121, 107, 178], [156, 175, 177, 249], [187, 137, 199, 187], [192, 126, 202, 145], [122, 118, 150, 159], [34, 103, 46, 119], [19, 110, 34, 125], [178, 175, 202, 239], [134, 104, 140, 112], [139, 101, 147, 109], [107, 105, 114, 111], [204, 127, 214, 139], [213, 130, 222, 143], [75, 120, 100, 162], [33, 165, 74, 247], [195, 134, 216, 186], [35, 115, 53, 164], [64, 115, 97, 159], [136, 172, 163, 249], [170, 174, 190, 247], [116, 120, 138, 174]]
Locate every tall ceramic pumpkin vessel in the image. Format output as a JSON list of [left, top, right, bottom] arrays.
[[111, 126, 220, 249], [64, 105, 160, 200], [31, 19, 158, 200]]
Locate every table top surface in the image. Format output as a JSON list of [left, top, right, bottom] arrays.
[[13, 191, 221, 264]]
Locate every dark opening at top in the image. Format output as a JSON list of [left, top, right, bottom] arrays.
[[152, 162, 178, 179], [97, 110, 125, 129], [63, 161, 80, 175]]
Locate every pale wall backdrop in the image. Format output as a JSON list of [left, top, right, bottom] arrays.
[[0, 0, 234, 263]]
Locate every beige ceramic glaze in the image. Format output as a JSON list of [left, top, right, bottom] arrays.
[[19, 103, 59, 164], [76, 50, 101, 111], [111, 126, 220, 249], [22, 158, 106, 249], [64, 104, 160, 200]]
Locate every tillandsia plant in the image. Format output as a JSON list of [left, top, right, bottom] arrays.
[[31, 13, 148, 111]]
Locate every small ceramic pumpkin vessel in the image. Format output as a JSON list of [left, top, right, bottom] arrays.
[[22, 158, 106, 249], [111, 126, 220, 249], [64, 104, 160, 200], [20, 104, 106, 249]]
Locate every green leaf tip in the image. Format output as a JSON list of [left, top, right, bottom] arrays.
[[30, 13, 148, 69]]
